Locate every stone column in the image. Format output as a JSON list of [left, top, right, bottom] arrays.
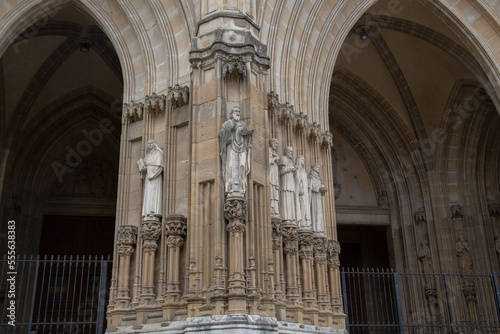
[[115, 225, 138, 309], [272, 217, 286, 319], [139, 220, 161, 306], [314, 236, 332, 325], [281, 223, 303, 322], [299, 229, 318, 323], [225, 197, 248, 314], [327, 240, 343, 314], [163, 214, 187, 320]]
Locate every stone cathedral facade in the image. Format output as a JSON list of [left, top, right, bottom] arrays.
[[1, 0, 500, 333]]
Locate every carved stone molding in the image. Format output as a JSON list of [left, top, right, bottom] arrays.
[[166, 235, 184, 248], [167, 84, 189, 109], [221, 55, 247, 79], [450, 203, 463, 222], [298, 231, 314, 260], [327, 240, 341, 269], [117, 244, 135, 256], [489, 203, 500, 218], [281, 225, 298, 255], [117, 225, 138, 246], [424, 284, 438, 306], [313, 237, 328, 263], [227, 220, 246, 234], [271, 218, 282, 251], [145, 93, 166, 116], [165, 214, 187, 236], [123, 101, 144, 123], [141, 221, 161, 253], [414, 208, 426, 224], [319, 131, 333, 149], [224, 198, 246, 222], [377, 190, 389, 210]]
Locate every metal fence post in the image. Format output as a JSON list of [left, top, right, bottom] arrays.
[[96, 259, 108, 334], [28, 257, 40, 332], [393, 272, 405, 334], [341, 271, 349, 332]]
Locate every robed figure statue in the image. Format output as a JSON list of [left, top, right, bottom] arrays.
[[137, 139, 164, 220], [218, 106, 254, 198]]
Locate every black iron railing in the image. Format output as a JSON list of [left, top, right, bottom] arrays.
[[341, 268, 500, 333], [0, 255, 111, 334]]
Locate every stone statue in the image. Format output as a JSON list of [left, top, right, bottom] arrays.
[[269, 138, 280, 218], [418, 240, 433, 273], [279, 146, 297, 224], [137, 139, 164, 220], [295, 155, 311, 229], [456, 235, 473, 273], [218, 106, 254, 198], [309, 163, 327, 235]]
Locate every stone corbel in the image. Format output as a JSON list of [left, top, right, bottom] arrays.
[[145, 93, 166, 116], [278, 102, 294, 124], [123, 101, 144, 123], [306, 122, 321, 142], [167, 84, 189, 110], [293, 113, 308, 131]]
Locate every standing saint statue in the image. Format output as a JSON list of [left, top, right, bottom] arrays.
[[269, 138, 280, 218], [418, 240, 433, 273], [137, 139, 164, 220], [279, 146, 297, 224], [218, 106, 254, 198], [295, 155, 311, 229], [456, 235, 473, 273], [309, 163, 328, 235]]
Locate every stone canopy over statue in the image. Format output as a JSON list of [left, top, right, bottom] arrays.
[[218, 106, 254, 198], [137, 139, 164, 221]]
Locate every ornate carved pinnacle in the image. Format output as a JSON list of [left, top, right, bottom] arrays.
[[117, 225, 138, 246], [221, 55, 247, 79], [224, 198, 246, 222], [165, 214, 187, 236]]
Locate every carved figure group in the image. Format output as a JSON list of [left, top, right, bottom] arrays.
[[270, 140, 327, 234]]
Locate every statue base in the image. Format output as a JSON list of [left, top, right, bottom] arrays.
[[107, 314, 347, 333]]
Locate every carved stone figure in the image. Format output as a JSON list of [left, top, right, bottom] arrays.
[[137, 139, 164, 220], [279, 146, 297, 223], [269, 138, 280, 218], [218, 106, 254, 198], [295, 155, 311, 229], [417, 240, 433, 273], [456, 235, 473, 273], [309, 164, 327, 235]]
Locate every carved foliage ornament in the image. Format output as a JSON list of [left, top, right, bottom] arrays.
[[281, 225, 298, 255], [227, 221, 246, 234], [299, 232, 314, 260], [271, 219, 281, 251], [313, 237, 328, 263], [145, 93, 166, 116], [451, 204, 463, 221], [166, 235, 184, 248], [167, 84, 189, 109], [118, 245, 134, 256], [141, 222, 161, 242], [328, 240, 341, 268]]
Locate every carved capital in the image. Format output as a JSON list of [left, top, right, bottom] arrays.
[[414, 208, 426, 224], [299, 248, 313, 260], [328, 259, 340, 268], [224, 198, 246, 222], [141, 221, 161, 242], [166, 235, 184, 248], [117, 225, 138, 246], [143, 240, 158, 253], [227, 220, 246, 234], [299, 232, 314, 247], [450, 203, 463, 222], [327, 240, 341, 259], [167, 84, 189, 109], [282, 225, 298, 255], [123, 101, 143, 123], [117, 244, 134, 256], [221, 55, 246, 79], [145, 93, 166, 116], [165, 214, 187, 236], [314, 237, 328, 263]]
